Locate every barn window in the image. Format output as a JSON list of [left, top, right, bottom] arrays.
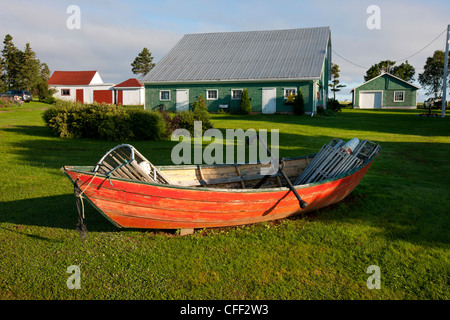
[[61, 89, 70, 96], [231, 89, 243, 100], [394, 91, 404, 102], [159, 90, 171, 101], [206, 89, 218, 100], [284, 88, 297, 99]]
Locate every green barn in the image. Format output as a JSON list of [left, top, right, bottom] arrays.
[[142, 27, 332, 114], [351, 73, 419, 109]]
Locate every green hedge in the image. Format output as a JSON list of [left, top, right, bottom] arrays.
[[42, 99, 213, 141], [42, 100, 166, 141]]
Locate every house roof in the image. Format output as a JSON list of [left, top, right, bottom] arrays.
[[351, 72, 420, 92], [142, 27, 331, 83], [114, 78, 144, 88], [48, 71, 99, 85]]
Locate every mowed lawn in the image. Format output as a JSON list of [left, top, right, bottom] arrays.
[[0, 101, 448, 300]]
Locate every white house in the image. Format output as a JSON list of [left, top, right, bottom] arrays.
[[48, 71, 115, 104], [114, 78, 145, 105]]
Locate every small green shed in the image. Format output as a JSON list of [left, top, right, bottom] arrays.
[[351, 73, 419, 109], [142, 27, 332, 114]]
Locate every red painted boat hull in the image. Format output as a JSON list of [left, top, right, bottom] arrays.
[[62, 157, 377, 230]]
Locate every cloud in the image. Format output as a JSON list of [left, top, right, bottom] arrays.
[[0, 0, 182, 83]]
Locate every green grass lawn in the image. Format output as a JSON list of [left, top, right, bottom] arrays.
[[0, 102, 448, 300]]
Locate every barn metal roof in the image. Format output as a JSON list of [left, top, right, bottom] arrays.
[[142, 27, 331, 83]]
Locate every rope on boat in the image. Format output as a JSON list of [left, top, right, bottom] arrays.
[[73, 172, 97, 239]]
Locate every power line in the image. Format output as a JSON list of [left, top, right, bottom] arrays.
[[332, 27, 448, 69], [394, 28, 447, 63], [332, 50, 368, 69]]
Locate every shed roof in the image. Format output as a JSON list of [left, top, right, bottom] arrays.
[[351, 72, 420, 92], [114, 78, 144, 88], [48, 71, 99, 85], [142, 27, 331, 83]]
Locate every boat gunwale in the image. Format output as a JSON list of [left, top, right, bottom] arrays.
[[62, 150, 380, 194]]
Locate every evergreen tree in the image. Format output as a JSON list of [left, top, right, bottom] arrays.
[[36, 63, 56, 101], [240, 89, 251, 114], [131, 48, 155, 78], [329, 63, 346, 99], [0, 58, 4, 92], [293, 88, 305, 115], [1, 34, 22, 89], [20, 43, 41, 91], [0, 35, 53, 99]]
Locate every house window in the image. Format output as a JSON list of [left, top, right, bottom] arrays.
[[284, 88, 297, 99], [61, 89, 70, 96], [206, 89, 218, 100], [394, 91, 404, 102], [231, 89, 243, 100], [159, 90, 171, 101]]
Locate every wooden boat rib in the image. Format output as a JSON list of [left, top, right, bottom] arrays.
[[62, 140, 380, 231]]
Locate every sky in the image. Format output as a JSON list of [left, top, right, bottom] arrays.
[[0, 0, 449, 101]]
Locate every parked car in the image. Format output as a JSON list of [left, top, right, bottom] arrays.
[[0, 90, 33, 102], [424, 97, 448, 109]]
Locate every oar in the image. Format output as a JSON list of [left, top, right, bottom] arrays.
[[247, 134, 307, 209], [278, 158, 308, 209]]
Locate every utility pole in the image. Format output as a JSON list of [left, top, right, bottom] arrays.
[[442, 24, 450, 118]]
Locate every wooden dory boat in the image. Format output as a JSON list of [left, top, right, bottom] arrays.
[[62, 140, 380, 233]]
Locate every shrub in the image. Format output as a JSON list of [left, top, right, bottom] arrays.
[[327, 98, 342, 113], [97, 107, 133, 141], [0, 97, 23, 108], [191, 94, 206, 112], [0, 97, 13, 108], [182, 94, 214, 135], [317, 104, 336, 117], [42, 100, 167, 141], [240, 89, 251, 114], [128, 109, 166, 140], [293, 88, 305, 115], [159, 110, 181, 139]]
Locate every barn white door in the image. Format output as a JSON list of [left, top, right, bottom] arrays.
[[262, 88, 276, 114], [176, 89, 189, 112], [359, 91, 382, 109]]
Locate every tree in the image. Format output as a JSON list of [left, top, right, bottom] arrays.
[[131, 48, 155, 78], [20, 43, 41, 91], [364, 60, 396, 81], [418, 50, 450, 97], [240, 89, 251, 114], [364, 60, 415, 83], [392, 61, 415, 82], [293, 88, 305, 115], [36, 63, 56, 101], [1, 34, 53, 100], [329, 63, 346, 99], [1, 34, 22, 89], [0, 58, 4, 92]]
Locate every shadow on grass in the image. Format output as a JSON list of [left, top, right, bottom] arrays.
[[3, 125, 180, 170], [0, 194, 117, 233]]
